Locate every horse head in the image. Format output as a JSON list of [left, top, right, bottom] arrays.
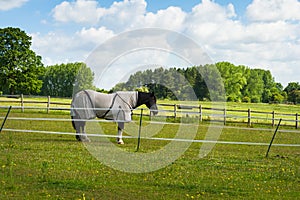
[[145, 92, 158, 116], [137, 91, 158, 115]]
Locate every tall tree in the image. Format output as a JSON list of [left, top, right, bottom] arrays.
[[242, 69, 264, 102], [216, 62, 247, 101], [0, 27, 44, 94], [41, 62, 94, 97]]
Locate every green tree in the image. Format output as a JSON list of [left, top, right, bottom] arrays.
[[260, 70, 277, 103], [0, 27, 44, 94], [198, 64, 225, 101], [216, 62, 247, 101], [284, 82, 300, 104], [73, 63, 95, 94], [242, 69, 264, 103], [41, 62, 94, 97]]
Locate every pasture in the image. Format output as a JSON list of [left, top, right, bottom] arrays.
[[0, 100, 300, 199], [1, 95, 300, 127]]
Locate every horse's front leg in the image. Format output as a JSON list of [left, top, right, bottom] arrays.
[[117, 122, 124, 144]]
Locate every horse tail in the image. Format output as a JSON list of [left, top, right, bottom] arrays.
[[71, 115, 76, 130], [71, 98, 80, 131]]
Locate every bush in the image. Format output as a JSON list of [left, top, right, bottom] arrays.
[[227, 95, 235, 102], [251, 96, 261, 103], [242, 96, 251, 103]]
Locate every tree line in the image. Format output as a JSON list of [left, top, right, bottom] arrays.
[[113, 63, 300, 103], [1, 27, 299, 103]]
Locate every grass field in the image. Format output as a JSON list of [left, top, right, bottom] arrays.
[[0, 107, 299, 199], [1, 95, 299, 127]]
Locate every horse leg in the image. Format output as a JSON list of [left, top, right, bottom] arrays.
[[80, 122, 90, 142], [117, 122, 124, 144], [72, 116, 82, 141], [72, 116, 90, 142]]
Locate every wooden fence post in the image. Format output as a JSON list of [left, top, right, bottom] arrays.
[[47, 96, 50, 113], [174, 104, 177, 118], [21, 94, 24, 112], [224, 108, 226, 125], [199, 105, 202, 122], [272, 111, 275, 127], [248, 108, 251, 126], [296, 113, 299, 129]]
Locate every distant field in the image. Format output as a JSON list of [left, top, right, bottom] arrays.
[[0, 108, 299, 199]]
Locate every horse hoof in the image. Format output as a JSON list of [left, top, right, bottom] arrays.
[[82, 138, 91, 142], [76, 135, 90, 142], [76, 135, 82, 141], [117, 140, 124, 145]]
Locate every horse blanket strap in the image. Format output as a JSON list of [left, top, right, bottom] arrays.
[[98, 92, 137, 122], [83, 90, 94, 108], [97, 93, 118, 118]]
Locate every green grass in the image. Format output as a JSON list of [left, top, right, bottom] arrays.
[[0, 109, 299, 199], [1, 96, 299, 127]]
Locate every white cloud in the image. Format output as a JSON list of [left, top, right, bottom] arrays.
[[184, 0, 241, 43], [30, 26, 115, 66], [246, 0, 300, 22], [52, 0, 105, 24], [30, 31, 104, 66], [141, 6, 186, 31], [181, 0, 300, 86], [33, 0, 300, 87], [52, 0, 147, 28], [76, 27, 115, 44], [100, 0, 147, 31], [188, 0, 237, 23], [0, 0, 28, 11]]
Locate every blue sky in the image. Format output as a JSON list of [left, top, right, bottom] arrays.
[[1, 0, 300, 89], [0, 0, 252, 33]]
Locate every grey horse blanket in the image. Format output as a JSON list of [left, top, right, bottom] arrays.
[[71, 90, 138, 122]]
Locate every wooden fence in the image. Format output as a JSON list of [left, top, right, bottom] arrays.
[[0, 94, 70, 113], [0, 95, 299, 129], [158, 103, 299, 129]]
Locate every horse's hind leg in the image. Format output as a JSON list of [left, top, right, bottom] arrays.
[[80, 123, 90, 142], [72, 116, 90, 142], [117, 122, 124, 144], [72, 116, 82, 141]]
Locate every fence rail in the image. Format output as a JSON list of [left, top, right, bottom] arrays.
[[0, 94, 70, 113], [0, 95, 299, 128]]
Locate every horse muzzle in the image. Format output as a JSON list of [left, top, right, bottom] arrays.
[[150, 105, 158, 115]]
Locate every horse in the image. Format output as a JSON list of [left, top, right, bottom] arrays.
[[70, 90, 158, 144]]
